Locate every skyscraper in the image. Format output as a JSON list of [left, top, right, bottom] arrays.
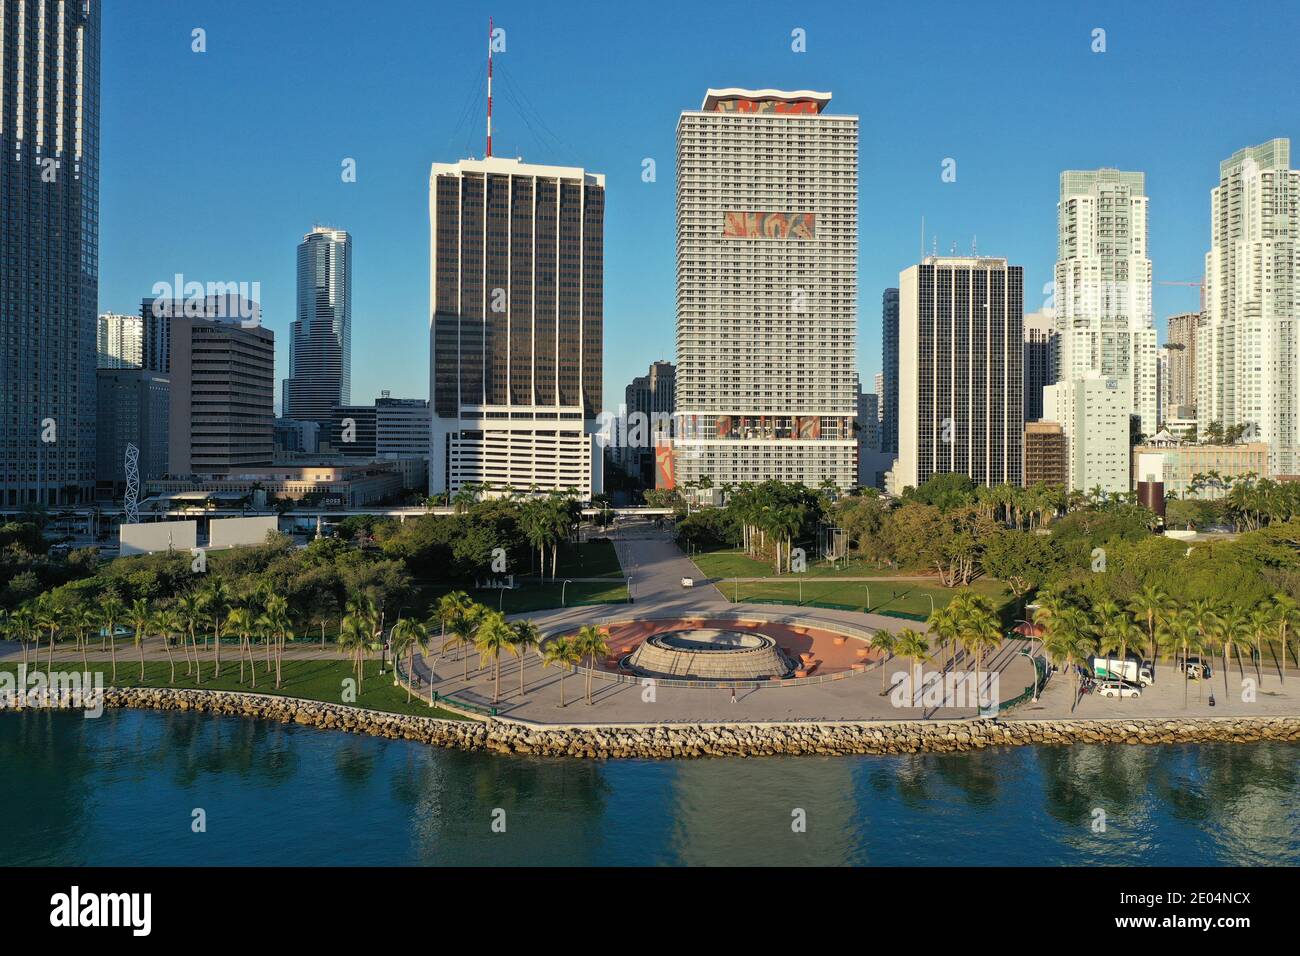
[[1165, 311, 1199, 412], [1054, 168, 1157, 435], [1022, 310, 1056, 421], [893, 256, 1024, 492], [284, 226, 351, 431], [618, 360, 674, 479], [168, 316, 275, 475], [1198, 139, 1300, 473], [97, 313, 144, 369], [428, 156, 604, 497], [672, 89, 858, 489], [881, 288, 899, 454], [1, 0, 101, 506]]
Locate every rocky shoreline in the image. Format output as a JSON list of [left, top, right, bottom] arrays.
[[4, 686, 1300, 757]]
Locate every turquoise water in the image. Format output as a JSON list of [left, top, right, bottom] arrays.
[[2, 709, 1298, 866]]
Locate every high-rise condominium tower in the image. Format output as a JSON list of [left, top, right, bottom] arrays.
[[893, 257, 1024, 492], [428, 156, 604, 498], [881, 288, 899, 454], [1198, 139, 1300, 473], [1165, 312, 1199, 412], [97, 313, 144, 369], [284, 226, 351, 430], [672, 89, 858, 489], [0, 0, 101, 506], [1054, 169, 1157, 436]]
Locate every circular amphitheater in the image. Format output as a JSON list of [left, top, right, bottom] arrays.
[[626, 628, 794, 681]]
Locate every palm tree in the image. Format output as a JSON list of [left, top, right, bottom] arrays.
[[34, 597, 63, 678], [10, 606, 37, 673], [445, 602, 483, 682], [389, 617, 429, 702], [868, 629, 897, 695], [337, 613, 370, 695], [1270, 593, 1298, 684], [509, 620, 542, 698], [127, 598, 152, 682], [99, 595, 124, 683], [893, 628, 930, 707], [1042, 606, 1095, 712], [1187, 599, 1219, 702], [474, 610, 513, 704], [435, 591, 472, 658], [541, 637, 581, 707], [1127, 584, 1169, 664], [955, 593, 1004, 711], [201, 579, 232, 678], [176, 593, 204, 682], [573, 625, 610, 705], [68, 605, 95, 675], [225, 607, 257, 689], [1097, 607, 1143, 707], [1213, 604, 1249, 699], [153, 609, 180, 684]]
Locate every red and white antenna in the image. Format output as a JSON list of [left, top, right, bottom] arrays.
[[486, 16, 494, 158]]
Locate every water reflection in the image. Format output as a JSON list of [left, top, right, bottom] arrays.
[[1, 711, 1297, 866]]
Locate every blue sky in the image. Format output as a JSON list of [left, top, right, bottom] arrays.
[[100, 0, 1300, 410]]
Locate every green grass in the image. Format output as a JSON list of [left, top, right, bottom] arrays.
[[690, 549, 927, 580], [0, 658, 472, 721], [723, 577, 1013, 619], [551, 538, 624, 578], [423, 579, 629, 614]]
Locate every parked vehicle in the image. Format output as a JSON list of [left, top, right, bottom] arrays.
[[1178, 654, 1213, 679], [1096, 680, 1142, 699], [1091, 655, 1154, 686], [680, 577, 695, 588]]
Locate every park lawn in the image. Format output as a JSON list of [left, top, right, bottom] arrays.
[[424, 579, 629, 614], [551, 538, 625, 578], [724, 576, 1014, 619], [691, 549, 930, 581], [0, 658, 472, 721]]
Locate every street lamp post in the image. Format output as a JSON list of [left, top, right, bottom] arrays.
[[562, 579, 573, 607], [864, 584, 871, 612], [498, 585, 514, 612], [1017, 618, 1041, 701]]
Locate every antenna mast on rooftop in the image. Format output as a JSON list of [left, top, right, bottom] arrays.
[[486, 17, 494, 158]]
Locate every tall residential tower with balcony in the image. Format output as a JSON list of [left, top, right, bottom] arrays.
[[1197, 139, 1300, 473], [1053, 169, 1157, 437], [671, 89, 858, 489]]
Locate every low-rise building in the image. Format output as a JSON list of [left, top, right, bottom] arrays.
[[1130, 441, 1270, 498], [1023, 421, 1068, 487], [147, 460, 414, 509]]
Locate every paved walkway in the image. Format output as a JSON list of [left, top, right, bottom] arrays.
[[407, 521, 1038, 724]]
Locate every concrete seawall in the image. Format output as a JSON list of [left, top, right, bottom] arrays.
[[5, 686, 1300, 758]]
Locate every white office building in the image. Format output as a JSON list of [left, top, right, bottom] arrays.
[[1198, 139, 1300, 474], [1043, 373, 1131, 494], [671, 89, 858, 490], [428, 155, 604, 499], [1054, 169, 1157, 436]]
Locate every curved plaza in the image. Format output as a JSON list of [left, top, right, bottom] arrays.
[[409, 520, 1042, 724]]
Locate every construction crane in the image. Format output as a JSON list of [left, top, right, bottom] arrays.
[[1156, 279, 1205, 311]]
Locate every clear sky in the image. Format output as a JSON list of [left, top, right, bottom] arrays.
[[99, 0, 1300, 410]]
